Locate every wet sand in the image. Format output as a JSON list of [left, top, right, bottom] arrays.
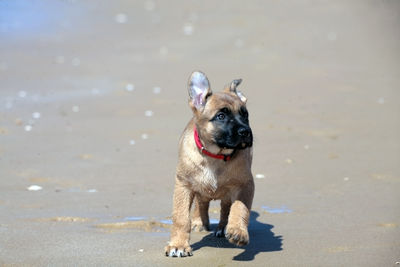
[[1, 1, 399, 266]]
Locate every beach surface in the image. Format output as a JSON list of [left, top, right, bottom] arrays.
[[0, 1, 399, 266]]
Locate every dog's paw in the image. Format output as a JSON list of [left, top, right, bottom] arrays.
[[225, 226, 249, 246], [214, 227, 225, 237], [191, 219, 209, 232], [192, 224, 209, 232], [165, 244, 193, 257]]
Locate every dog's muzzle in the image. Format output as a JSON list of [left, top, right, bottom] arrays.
[[237, 127, 253, 149]]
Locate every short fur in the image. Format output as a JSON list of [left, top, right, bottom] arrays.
[[165, 71, 254, 257]]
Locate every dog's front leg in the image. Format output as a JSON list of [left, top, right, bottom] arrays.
[[191, 194, 210, 232], [165, 178, 194, 257], [225, 179, 254, 246], [214, 198, 231, 237]]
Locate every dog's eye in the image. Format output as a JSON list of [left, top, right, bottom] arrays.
[[217, 113, 225, 120], [221, 108, 229, 113]]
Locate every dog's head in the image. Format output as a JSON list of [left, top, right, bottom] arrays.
[[188, 71, 252, 150]]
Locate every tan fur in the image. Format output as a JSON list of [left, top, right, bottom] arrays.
[[165, 75, 254, 257]]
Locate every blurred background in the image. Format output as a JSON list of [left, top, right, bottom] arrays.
[[0, 0, 399, 266]]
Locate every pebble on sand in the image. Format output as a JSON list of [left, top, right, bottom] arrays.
[[55, 56, 65, 64], [27, 185, 43, 191], [255, 174, 265, 179], [115, 13, 128, 24], [144, 110, 153, 117], [80, 154, 93, 160], [91, 88, 100, 95], [71, 57, 81, 66], [24, 125, 33, 132], [126, 84, 135, 92], [5, 101, 13, 109], [153, 86, 161, 94], [87, 189, 97, 193], [18, 91, 27, 98], [72, 106, 80, 112], [32, 112, 41, 119], [285, 158, 293, 164], [183, 23, 194, 35]]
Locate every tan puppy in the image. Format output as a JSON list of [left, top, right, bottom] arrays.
[[165, 71, 254, 257]]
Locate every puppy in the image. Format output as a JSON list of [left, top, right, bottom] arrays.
[[165, 71, 254, 257]]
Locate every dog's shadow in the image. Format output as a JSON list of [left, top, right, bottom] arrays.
[[191, 211, 282, 261]]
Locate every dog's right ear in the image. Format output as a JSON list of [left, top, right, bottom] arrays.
[[188, 71, 212, 112]]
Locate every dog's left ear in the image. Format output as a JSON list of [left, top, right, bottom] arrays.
[[188, 71, 212, 112], [225, 79, 247, 103]]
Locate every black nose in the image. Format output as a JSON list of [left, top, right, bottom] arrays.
[[238, 127, 250, 137]]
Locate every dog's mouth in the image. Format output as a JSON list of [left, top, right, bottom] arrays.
[[240, 142, 252, 149], [219, 141, 252, 150], [214, 127, 253, 151], [237, 141, 252, 150]]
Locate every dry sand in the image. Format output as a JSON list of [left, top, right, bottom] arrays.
[[0, 0, 399, 266]]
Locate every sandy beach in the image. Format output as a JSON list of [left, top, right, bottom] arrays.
[[1, 1, 399, 266]]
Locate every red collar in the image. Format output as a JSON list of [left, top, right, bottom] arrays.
[[193, 126, 234, 161]]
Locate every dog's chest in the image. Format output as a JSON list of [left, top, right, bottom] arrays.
[[193, 164, 229, 197]]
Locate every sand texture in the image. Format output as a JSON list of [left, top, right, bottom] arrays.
[[0, 1, 399, 266]]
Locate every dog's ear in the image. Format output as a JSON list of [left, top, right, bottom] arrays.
[[188, 71, 212, 111], [225, 79, 247, 103]]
